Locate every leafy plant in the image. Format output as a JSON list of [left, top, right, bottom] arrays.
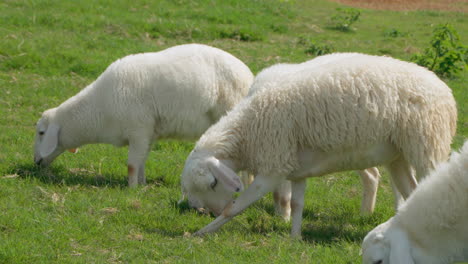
[[298, 36, 335, 56], [305, 42, 335, 56], [411, 24, 467, 78], [383, 28, 408, 38], [219, 28, 264, 41], [328, 8, 361, 32]]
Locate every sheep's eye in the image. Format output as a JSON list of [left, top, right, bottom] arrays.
[[210, 178, 218, 191], [373, 260, 383, 264], [38, 131, 45, 136]]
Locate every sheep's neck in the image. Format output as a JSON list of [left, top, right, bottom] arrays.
[[202, 114, 247, 170], [57, 90, 104, 147]]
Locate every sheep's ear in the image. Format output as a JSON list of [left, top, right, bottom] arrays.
[[389, 228, 415, 264], [39, 123, 60, 157], [207, 157, 243, 193]]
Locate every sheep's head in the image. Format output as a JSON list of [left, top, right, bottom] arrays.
[[362, 221, 390, 264], [362, 218, 414, 264], [34, 109, 71, 166], [181, 150, 243, 216]]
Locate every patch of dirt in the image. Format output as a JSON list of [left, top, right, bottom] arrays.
[[331, 0, 468, 12]]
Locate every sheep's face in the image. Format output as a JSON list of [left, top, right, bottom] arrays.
[[34, 111, 65, 166], [181, 151, 242, 216], [362, 221, 392, 264]]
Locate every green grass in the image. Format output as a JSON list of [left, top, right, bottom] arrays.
[[0, 0, 466, 263]]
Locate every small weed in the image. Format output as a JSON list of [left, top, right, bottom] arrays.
[[383, 28, 408, 38], [298, 36, 336, 56], [411, 24, 467, 78], [270, 24, 288, 33], [219, 28, 264, 42], [328, 8, 361, 32], [305, 42, 335, 56]]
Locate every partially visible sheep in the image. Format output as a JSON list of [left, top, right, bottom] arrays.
[[362, 141, 468, 264], [249, 53, 388, 218], [180, 53, 457, 237], [33, 44, 254, 187]]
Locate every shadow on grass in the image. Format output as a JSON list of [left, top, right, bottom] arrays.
[[298, 206, 382, 243], [11, 163, 129, 187], [301, 222, 368, 244], [173, 197, 376, 243], [242, 199, 378, 244], [175, 199, 194, 214], [173, 200, 219, 219], [142, 227, 186, 238], [11, 163, 174, 188]]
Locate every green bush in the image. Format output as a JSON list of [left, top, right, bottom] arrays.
[[328, 8, 361, 32], [383, 28, 408, 38], [411, 24, 467, 78], [305, 42, 335, 56]]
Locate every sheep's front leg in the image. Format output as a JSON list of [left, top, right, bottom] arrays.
[[194, 174, 283, 236], [358, 168, 380, 215], [127, 137, 152, 187], [238, 171, 254, 187], [290, 179, 306, 238]]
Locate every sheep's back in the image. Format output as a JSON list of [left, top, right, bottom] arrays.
[[91, 44, 253, 139], [242, 54, 456, 175]]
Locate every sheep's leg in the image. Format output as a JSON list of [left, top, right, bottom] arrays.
[[386, 156, 418, 200], [390, 178, 404, 210], [138, 163, 146, 185], [194, 174, 283, 236], [238, 171, 254, 188], [357, 167, 380, 215], [290, 179, 306, 238], [127, 137, 151, 187], [273, 180, 291, 221]]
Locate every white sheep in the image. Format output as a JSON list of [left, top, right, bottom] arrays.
[[362, 141, 468, 264], [249, 53, 389, 219], [180, 53, 457, 237], [209, 54, 383, 221], [33, 43, 254, 187]]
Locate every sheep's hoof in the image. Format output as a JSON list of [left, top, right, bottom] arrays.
[[290, 233, 302, 240], [193, 231, 205, 237]]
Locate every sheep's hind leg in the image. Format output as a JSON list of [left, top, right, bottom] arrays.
[[358, 167, 380, 215], [127, 136, 152, 187], [390, 178, 404, 210], [385, 156, 418, 203], [194, 174, 284, 236], [290, 179, 306, 238], [273, 180, 291, 221], [138, 163, 146, 185]]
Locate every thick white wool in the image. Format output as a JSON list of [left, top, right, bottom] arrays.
[[195, 53, 456, 179], [362, 141, 468, 264], [395, 141, 468, 262]]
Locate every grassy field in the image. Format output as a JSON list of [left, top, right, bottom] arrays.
[[0, 0, 466, 263]]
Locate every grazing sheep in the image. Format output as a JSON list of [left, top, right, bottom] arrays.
[[362, 141, 468, 264], [198, 53, 383, 221], [33, 44, 254, 187], [180, 53, 457, 237], [249, 53, 388, 219]]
